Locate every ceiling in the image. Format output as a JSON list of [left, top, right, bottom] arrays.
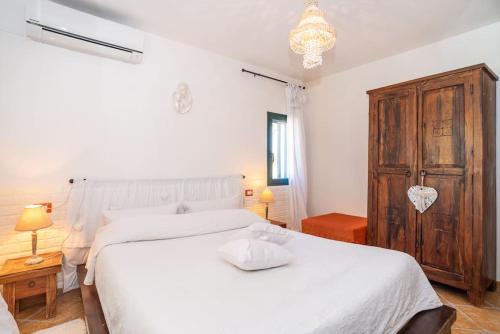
[[53, 0, 500, 81]]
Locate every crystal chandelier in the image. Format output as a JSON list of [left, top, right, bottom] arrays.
[[289, 0, 336, 69]]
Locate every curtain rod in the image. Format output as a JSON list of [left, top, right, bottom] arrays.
[[241, 68, 306, 90]]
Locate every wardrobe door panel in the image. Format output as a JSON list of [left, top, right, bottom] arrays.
[[378, 97, 409, 167], [420, 176, 465, 278], [376, 174, 413, 252], [422, 84, 465, 168], [368, 88, 417, 255], [418, 73, 473, 288]]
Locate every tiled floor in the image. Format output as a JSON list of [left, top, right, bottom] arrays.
[[12, 283, 500, 333], [16, 289, 84, 334], [433, 283, 500, 334]]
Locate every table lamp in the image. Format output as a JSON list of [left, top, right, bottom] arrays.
[[16, 204, 53, 265], [259, 188, 275, 220]]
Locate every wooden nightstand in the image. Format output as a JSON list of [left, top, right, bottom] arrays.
[[0, 251, 62, 319], [269, 220, 287, 228]]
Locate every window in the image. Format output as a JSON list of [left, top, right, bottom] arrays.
[[267, 112, 289, 186]]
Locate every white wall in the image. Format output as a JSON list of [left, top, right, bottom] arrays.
[[305, 21, 500, 278], [0, 0, 298, 264]]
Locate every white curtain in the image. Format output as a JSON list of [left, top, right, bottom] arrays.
[[285, 84, 308, 231]]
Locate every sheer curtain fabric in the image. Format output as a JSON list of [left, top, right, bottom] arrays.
[[285, 84, 308, 231]]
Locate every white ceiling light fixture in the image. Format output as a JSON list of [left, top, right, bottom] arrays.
[[289, 0, 336, 69]]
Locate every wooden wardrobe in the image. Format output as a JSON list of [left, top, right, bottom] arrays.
[[367, 64, 497, 305]]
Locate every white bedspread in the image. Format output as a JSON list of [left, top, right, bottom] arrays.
[[85, 209, 266, 285], [92, 219, 441, 334], [0, 293, 18, 334]]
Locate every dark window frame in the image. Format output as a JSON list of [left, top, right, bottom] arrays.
[[267, 112, 289, 186]]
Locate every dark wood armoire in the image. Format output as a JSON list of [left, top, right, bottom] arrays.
[[367, 64, 497, 305]]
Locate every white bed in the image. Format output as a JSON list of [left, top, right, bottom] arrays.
[[0, 293, 18, 334], [86, 210, 442, 334]]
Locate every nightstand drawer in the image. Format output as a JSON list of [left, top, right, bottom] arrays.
[[15, 276, 46, 299]]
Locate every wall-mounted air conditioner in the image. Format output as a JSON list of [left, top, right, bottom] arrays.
[[25, 0, 144, 64]]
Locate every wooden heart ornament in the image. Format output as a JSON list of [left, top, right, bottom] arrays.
[[407, 186, 438, 213]]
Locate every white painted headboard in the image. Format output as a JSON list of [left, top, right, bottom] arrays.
[[64, 175, 243, 249], [62, 175, 243, 291]]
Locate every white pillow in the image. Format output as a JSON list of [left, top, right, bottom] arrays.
[[181, 196, 241, 214], [234, 222, 292, 245], [218, 238, 293, 271], [102, 203, 179, 225]]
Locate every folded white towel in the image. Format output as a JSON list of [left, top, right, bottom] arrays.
[[218, 238, 294, 271]]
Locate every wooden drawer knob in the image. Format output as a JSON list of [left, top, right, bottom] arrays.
[[28, 280, 36, 288]]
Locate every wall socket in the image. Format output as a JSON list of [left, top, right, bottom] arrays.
[[36, 202, 52, 213]]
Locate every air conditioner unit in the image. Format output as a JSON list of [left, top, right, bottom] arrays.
[[25, 0, 144, 64]]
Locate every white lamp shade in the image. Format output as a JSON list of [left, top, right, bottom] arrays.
[[16, 205, 53, 231]]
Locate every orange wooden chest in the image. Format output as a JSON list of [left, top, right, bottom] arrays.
[[301, 213, 367, 245]]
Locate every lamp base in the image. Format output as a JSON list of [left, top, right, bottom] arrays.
[[25, 256, 44, 266]]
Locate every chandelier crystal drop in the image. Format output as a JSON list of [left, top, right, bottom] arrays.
[[289, 0, 336, 69]]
